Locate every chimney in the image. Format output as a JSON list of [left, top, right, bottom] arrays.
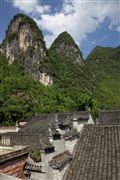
[[48, 125, 53, 143], [16, 121, 20, 132], [55, 113, 60, 131]]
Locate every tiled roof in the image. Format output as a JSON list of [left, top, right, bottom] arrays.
[[0, 146, 28, 163], [24, 162, 42, 172], [19, 111, 89, 134], [19, 114, 56, 134], [1, 111, 89, 151], [72, 111, 89, 121], [64, 125, 120, 180], [58, 115, 72, 126], [58, 111, 89, 125], [8, 133, 54, 150], [49, 150, 72, 169], [99, 110, 120, 124], [63, 128, 79, 140]]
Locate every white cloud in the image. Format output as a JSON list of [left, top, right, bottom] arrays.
[[11, 0, 50, 14], [116, 25, 120, 32], [10, 0, 120, 47]]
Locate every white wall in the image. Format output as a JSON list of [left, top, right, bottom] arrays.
[[88, 114, 94, 124], [65, 138, 77, 154]]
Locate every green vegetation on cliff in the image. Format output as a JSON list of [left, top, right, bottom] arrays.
[[0, 52, 91, 125], [1, 43, 120, 125], [85, 45, 120, 110], [1, 14, 120, 125]]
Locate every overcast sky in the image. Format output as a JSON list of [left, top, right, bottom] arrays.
[[0, 0, 120, 58]]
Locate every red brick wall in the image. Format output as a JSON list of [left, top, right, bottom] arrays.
[[0, 154, 27, 179]]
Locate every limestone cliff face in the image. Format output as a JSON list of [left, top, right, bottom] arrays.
[[2, 14, 53, 86], [50, 31, 84, 65]]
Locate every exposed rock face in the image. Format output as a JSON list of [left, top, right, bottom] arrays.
[[2, 14, 53, 86], [50, 31, 84, 65]]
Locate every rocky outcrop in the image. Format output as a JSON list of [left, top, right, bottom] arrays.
[[2, 14, 53, 86], [50, 31, 84, 65]]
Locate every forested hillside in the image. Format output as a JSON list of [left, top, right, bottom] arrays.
[[0, 52, 91, 125], [0, 14, 120, 125], [85, 46, 120, 110]]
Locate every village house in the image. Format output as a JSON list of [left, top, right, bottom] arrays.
[[0, 111, 93, 180], [0, 135, 28, 179], [1, 110, 120, 180], [63, 110, 120, 180]]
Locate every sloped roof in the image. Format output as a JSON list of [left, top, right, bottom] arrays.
[[58, 115, 72, 126], [1, 111, 90, 151], [72, 111, 89, 121], [19, 114, 56, 134], [99, 110, 120, 124], [62, 128, 79, 140], [64, 124, 120, 180], [58, 111, 89, 126], [8, 133, 54, 150], [19, 111, 89, 134], [49, 150, 72, 169]]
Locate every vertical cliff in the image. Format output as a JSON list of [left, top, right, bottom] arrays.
[[2, 14, 53, 86]]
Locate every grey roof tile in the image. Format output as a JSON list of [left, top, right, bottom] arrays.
[[64, 125, 120, 180], [49, 150, 72, 169]]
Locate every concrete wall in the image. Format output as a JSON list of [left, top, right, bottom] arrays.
[[30, 172, 46, 180], [54, 139, 66, 155], [37, 138, 71, 180], [50, 163, 69, 180]]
